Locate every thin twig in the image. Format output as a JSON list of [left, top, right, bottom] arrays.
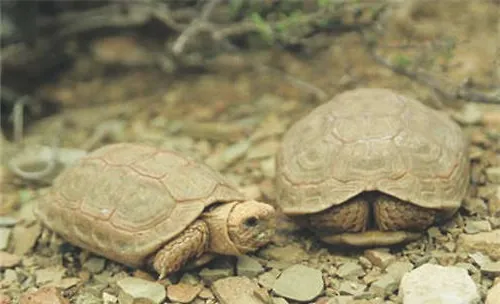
[[172, 0, 221, 55], [11, 96, 29, 144], [8, 143, 59, 182]]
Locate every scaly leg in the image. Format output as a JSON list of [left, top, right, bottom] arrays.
[[151, 220, 209, 279], [306, 197, 369, 235], [374, 194, 436, 231]]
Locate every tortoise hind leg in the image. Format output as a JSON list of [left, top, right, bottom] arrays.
[[374, 194, 436, 231], [151, 220, 209, 279], [306, 197, 370, 234]]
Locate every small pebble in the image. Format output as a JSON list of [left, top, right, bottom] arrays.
[[486, 167, 500, 184], [12, 222, 42, 255], [3, 269, 18, 285], [458, 229, 500, 260], [167, 283, 202, 303], [258, 269, 280, 289], [364, 249, 395, 269], [385, 261, 413, 282], [102, 292, 118, 304], [369, 274, 398, 297], [237, 255, 265, 277], [481, 261, 500, 276], [362, 267, 383, 285], [45, 277, 81, 290], [0, 251, 21, 268], [0, 228, 11, 251], [452, 103, 483, 125], [198, 288, 214, 299], [74, 293, 102, 304], [462, 198, 488, 215], [272, 264, 324, 302], [337, 262, 365, 279], [19, 286, 69, 304], [338, 280, 366, 296], [0, 217, 17, 227], [35, 266, 66, 286], [212, 276, 266, 304], [83, 257, 106, 274], [469, 252, 492, 268], [117, 277, 166, 304], [199, 267, 234, 284], [358, 256, 372, 269], [399, 263, 480, 304], [464, 220, 492, 234]]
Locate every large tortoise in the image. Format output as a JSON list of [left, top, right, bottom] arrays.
[[35, 143, 275, 278], [276, 88, 469, 246]]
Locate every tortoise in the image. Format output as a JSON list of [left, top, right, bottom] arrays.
[[35, 143, 276, 278], [275, 88, 469, 246]]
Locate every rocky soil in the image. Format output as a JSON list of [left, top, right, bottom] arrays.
[[1, 1, 499, 303]]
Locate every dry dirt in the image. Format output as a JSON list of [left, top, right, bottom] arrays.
[[1, 1, 500, 304]]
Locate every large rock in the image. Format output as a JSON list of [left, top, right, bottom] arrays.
[[399, 264, 480, 304]]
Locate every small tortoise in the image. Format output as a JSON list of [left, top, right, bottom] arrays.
[[276, 88, 469, 246], [35, 143, 275, 277]]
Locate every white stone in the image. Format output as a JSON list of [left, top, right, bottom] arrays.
[[399, 263, 480, 304]]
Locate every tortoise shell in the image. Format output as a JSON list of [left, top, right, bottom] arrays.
[[35, 143, 244, 267], [276, 88, 469, 215]]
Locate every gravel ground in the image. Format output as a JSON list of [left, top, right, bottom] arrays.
[[1, 1, 499, 303]]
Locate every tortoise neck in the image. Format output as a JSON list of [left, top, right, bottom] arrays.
[[202, 201, 243, 256]]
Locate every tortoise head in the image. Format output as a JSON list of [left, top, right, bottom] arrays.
[[203, 200, 276, 255]]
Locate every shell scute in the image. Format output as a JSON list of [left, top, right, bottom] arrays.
[[110, 173, 175, 231], [332, 141, 407, 184], [161, 163, 219, 202], [130, 150, 189, 178], [79, 163, 129, 221]]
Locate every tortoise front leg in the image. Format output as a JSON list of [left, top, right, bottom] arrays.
[[151, 220, 209, 279]]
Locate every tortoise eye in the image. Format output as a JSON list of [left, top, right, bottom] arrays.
[[244, 216, 258, 228]]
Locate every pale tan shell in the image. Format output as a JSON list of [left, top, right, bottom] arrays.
[[35, 143, 244, 267], [276, 88, 469, 215]]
